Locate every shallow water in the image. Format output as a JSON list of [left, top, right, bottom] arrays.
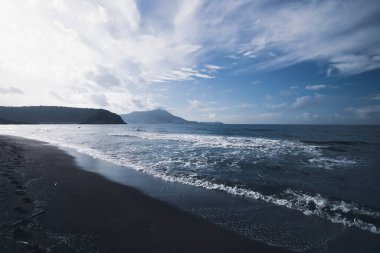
[[1, 124, 380, 251]]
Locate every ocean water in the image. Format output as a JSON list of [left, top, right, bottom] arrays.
[[1, 124, 380, 250]]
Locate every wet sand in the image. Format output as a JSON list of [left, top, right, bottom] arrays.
[[0, 135, 291, 253]]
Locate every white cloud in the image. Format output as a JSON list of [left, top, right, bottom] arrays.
[[297, 112, 318, 120], [203, 64, 223, 74], [187, 100, 224, 113], [291, 94, 325, 109], [89, 93, 109, 107], [305, 84, 327, 90], [150, 68, 214, 83], [242, 51, 256, 58], [368, 93, 380, 100], [348, 104, 380, 119], [205, 65, 223, 71], [0, 0, 218, 112], [253, 113, 281, 122], [292, 96, 313, 109], [208, 113, 216, 119], [0, 86, 24, 95], [129, 95, 159, 111], [264, 95, 273, 102], [267, 103, 287, 110], [0, 0, 379, 113], [86, 66, 121, 88], [187, 100, 207, 110], [220, 0, 380, 75], [220, 89, 234, 94], [329, 113, 341, 120], [220, 112, 281, 124], [238, 103, 256, 109]]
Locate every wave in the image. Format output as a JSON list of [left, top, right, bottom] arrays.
[[4, 127, 374, 234], [308, 157, 357, 170], [174, 181, 376, 234], [155, 176, 380, 234], [111, 131, 357, 170], [109, 133, 136, 138], [37, 137, 380, 235], [252, 128, 274, 132], [112, 131, 322, 154], [301, 140, 369, 146]]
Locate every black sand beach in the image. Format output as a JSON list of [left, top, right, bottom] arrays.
[[0, 135, 291, 253]]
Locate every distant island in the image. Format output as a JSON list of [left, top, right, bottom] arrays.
[[121, 109, 192, 124], [0, 106, 125, 124], [121, 109, 223, 124]]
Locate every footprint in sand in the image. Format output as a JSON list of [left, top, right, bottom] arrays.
[[13, 206, 30, 215], [15, 190, 26, 196]]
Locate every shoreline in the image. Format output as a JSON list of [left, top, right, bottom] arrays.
[[0, 135, 290, 252]]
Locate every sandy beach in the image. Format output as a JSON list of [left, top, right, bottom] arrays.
[[0, 135, 291, 253]]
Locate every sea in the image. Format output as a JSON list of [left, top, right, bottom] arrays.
[[1, 124, 380, 252]]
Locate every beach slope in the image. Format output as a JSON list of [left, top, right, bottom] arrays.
[[0, 135, 290, 253]]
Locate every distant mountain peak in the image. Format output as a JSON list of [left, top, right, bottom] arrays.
[[121, 109, 193, 124]]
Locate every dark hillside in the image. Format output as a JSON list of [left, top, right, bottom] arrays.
[[0, 106, 125, 124]]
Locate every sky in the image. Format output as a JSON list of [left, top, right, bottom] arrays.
[[0, 0, 380, 124]]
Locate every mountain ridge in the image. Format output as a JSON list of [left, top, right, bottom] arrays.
[[0, 106, 125, 124], [121, 109, 195, 124]]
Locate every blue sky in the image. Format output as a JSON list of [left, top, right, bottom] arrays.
[[0, 0, 380, 124]]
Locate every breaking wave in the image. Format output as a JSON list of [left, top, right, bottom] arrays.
[[40, 134, 380, 235]]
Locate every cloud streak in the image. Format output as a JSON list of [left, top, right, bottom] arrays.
[[305, 84, 327, 91], [291, 94, 325, 109], [187, 100, 208, 110], [0, 86, 24, 95], [247, 0, 380, 75], [368, 93, 380, 100], [0, 0, 220, 111], [0, 0, 379, 117], [348, 104, 380, 119]]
